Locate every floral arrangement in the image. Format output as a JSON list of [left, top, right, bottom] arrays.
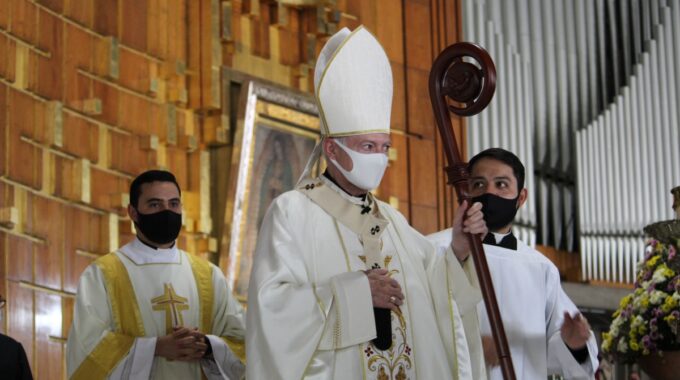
[[602, 239, 680, 363]]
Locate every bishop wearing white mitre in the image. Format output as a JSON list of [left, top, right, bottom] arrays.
[[246, 26, 484, 380]]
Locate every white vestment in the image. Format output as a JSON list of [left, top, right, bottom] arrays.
[[428, 229, 599, 380], [66, 238, 246, 380], [247, 176, 478, 380]]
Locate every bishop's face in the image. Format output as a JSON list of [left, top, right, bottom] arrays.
[[323, 133, 391, 195], [328, 133, 392, 172]]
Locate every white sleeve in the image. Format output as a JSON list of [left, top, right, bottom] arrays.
[[108, 337, 156, 379], [545, 264, 599, 379], [246, 198, 375, 380], [199, 335, 245, 380]]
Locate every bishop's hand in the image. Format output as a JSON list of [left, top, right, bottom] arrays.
[[451, 200, 487, 261], [561, 312, 591, 350], [155, 326, 208, 361], [364, 269, 404, 311]]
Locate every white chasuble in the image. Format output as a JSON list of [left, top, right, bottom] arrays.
[[66, 239, 246, 380], [428, 230, 599, 380], [247, 176, 475, 380]]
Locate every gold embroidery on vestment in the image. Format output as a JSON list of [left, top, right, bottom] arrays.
[[363, 262, 413, 379], [152, 283, 189, 334]]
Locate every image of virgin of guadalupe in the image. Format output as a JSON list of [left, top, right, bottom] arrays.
[[234, 125, 316, 298]]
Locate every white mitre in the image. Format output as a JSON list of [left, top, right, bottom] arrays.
[[298, 26, 393, 183], [315, 26, 393, 136]]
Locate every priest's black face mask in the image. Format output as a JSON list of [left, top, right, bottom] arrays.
[[134, 209, 182, 245]]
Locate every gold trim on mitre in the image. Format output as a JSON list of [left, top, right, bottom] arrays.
[[314, 26, 393, 137]]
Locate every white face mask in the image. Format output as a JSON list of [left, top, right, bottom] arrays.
[[330, 139, 389, 191]]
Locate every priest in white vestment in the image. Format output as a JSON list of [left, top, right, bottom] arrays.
[[66, 170, 245, 380], [246, 26, 488, 380], [428, 148, 599, 380]]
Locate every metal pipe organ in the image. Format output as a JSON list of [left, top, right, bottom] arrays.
[[462, 0, 680, 284]]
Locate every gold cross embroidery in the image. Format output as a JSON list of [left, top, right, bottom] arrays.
[[152, 283, 189, 334]]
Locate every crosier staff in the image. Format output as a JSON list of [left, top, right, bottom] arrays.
[[428, 42, 516, 380]]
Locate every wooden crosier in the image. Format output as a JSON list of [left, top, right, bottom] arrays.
[[429, 42, 516, 380]]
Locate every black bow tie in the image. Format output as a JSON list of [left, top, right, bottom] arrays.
[[483, 233, 517, 250]]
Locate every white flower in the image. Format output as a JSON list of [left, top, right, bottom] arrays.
[[652, 267, 669, 283], [631, 315, 645, 330], [618, 338, 628, 353], [651, 290, 667, 305]]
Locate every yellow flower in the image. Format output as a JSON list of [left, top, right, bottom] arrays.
[[630, 340, 640, 351], [620, 295, 633, 308], [647, 255, 660, 268], [664, 314, 677, 324], [661, 295, 678, 313]]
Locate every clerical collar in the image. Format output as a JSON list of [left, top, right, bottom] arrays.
[[118, 237, 181, 265], [138, 237, 175, 250], [323, 171, 367, 201], [320, 172, 373, 214], [483, 231, 517, 250]]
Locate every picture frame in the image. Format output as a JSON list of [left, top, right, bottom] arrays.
[[220, 78, 321, 302]]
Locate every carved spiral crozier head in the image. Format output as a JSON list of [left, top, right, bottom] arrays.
[[430, 42, 496, 117], [428, 42, 496, 189]]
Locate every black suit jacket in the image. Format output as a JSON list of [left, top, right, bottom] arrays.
[[0, 334, 33, 380]]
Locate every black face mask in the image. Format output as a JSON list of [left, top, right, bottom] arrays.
[[471, 193, 520, 231], [134, 209, 182, 245]]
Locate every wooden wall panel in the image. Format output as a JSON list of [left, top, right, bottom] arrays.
[[404, 0, 433, 71], [35, 9, 63, 101], [92, 80, 120, 127], [0, 233, 6, 333], [409, 138, 438, 206], [390, 62, 406, 131], [61, 113, 100, 163], [34, 292, 63, 379], [64, 0, 93, 27], [109, 131, 156, 174], [410, 204, 439, 236], [384, 133, 410, 202], [405, 68, 436, 139], [0, 85, 6, 177], [9, 0, 37, 43], [118, 49, 153, 95], [93, 0, 119, 37], [0, 1, 9, 28], [121, 0, 148, 51], [31, 198, 64, 289], [89, 167, 129, 212], [7, 282, 34, 364], [35, 0, 63, 13], [375, 0, 404, 64], [8, 139, 42, 190], [62, 24, 93, 107], [7, 235, 33, 283]]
